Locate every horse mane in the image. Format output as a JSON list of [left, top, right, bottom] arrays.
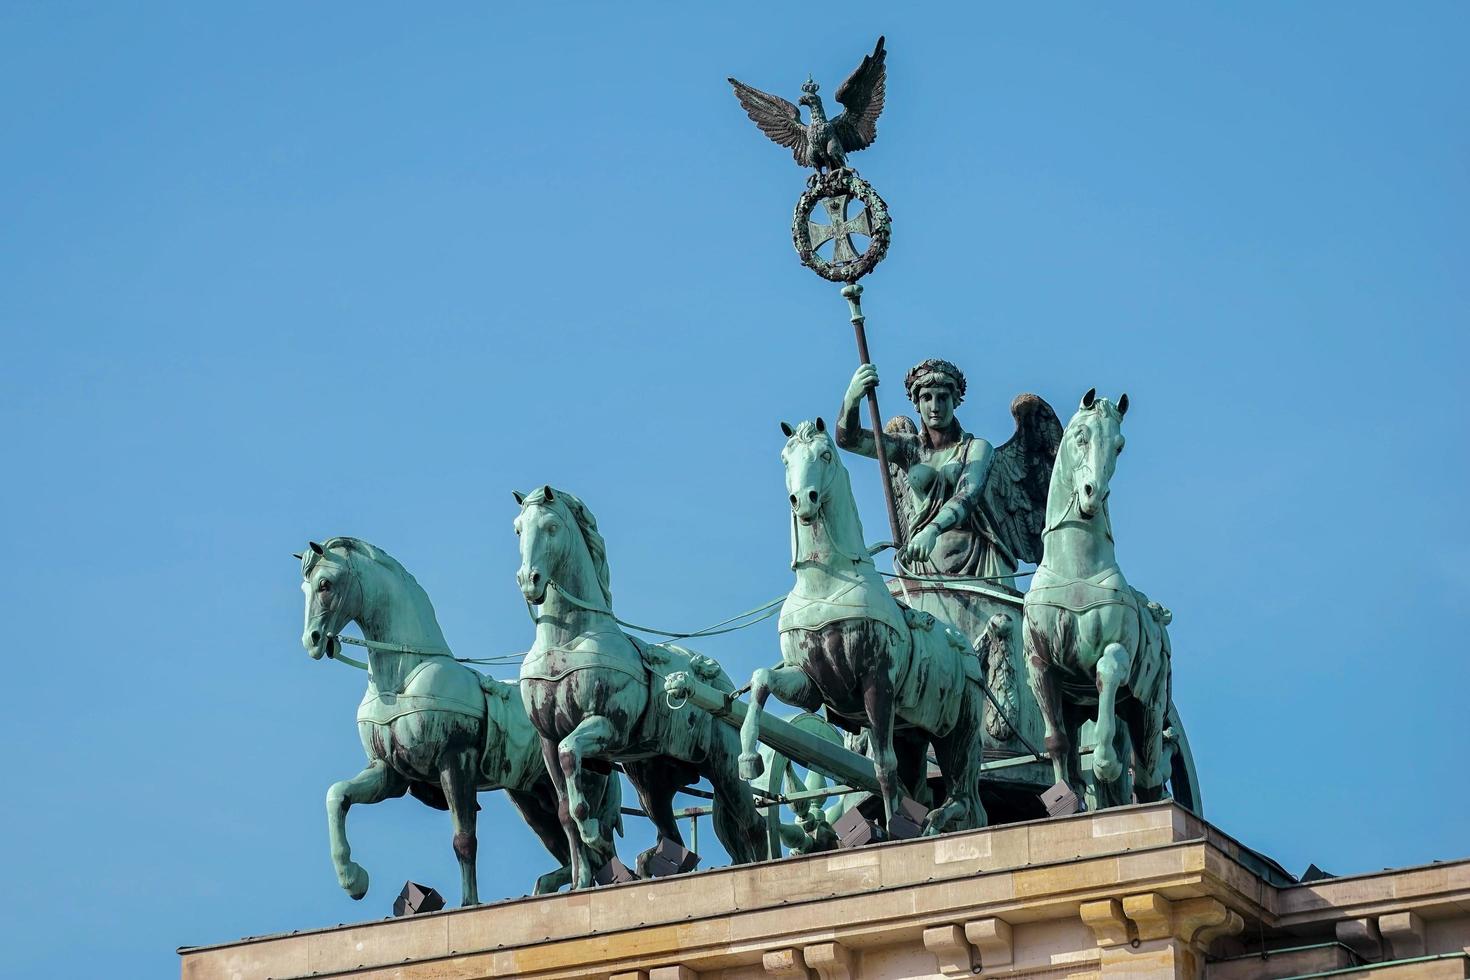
[[1065, 397, 1124, 430], [320, 536, 430, 598], [521, 487, 613, 607], [787, 419, 827, 445]]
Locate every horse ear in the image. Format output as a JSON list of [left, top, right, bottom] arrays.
[[815, 417, 826, 432], [541, 485, 554, 502], [1117, 393, 1129, 416], [309, 541, 325, 556], [1080, 388, 1097, 410], [780, 421, 794, 437], [512, 490, 525, 506], [291, 552, 303, 560]]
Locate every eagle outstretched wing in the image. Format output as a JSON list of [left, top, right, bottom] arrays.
[[832, 36, 887, 154], [982, 393, 1063, 566], [727, 78, 809, 166]]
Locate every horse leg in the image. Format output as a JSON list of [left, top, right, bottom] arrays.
[[860, 670, 902, 836], [539, 736, 591, 889], [437, 746, 481, 906], [895, 730, 932, 808], [557, 715, 619, 848], [1024, 617, 1074, 792], [1125, 695, 1169, 803], [505, 784, 574, 895], [1091, 642, 1131, 786], [705, 748, 770, 865], [928, 689, 990, 834], [623, 759, 685, 877], [1092, 716, 1133, 809], [325, 761, 407, 900], [740, 663, 818, 780]]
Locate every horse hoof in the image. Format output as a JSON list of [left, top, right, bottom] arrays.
[[341, 862, 369, 900], [738, 753, 765, 780], [534, 867, 570, 895], [1094, 756, 1123, 783]]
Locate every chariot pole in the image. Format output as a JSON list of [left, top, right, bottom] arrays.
[[840, 282, 906, 552]]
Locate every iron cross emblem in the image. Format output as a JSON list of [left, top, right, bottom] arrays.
[[810, 194, 874, 266]]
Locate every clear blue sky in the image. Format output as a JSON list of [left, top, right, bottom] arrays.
[[2, 4, 1466, 977]]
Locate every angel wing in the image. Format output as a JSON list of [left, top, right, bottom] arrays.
[[885, 414, 919, 539], [832, 36, 887, 153], [982, 393, 1063, 566], [727, 78, 809, 166]]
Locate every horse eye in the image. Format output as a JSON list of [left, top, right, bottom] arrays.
[[821, 451, 832, 462], [318, 580, 331, 592]]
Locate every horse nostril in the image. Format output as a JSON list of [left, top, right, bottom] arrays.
[[1083, 483, 1094, 497], [310, 630, 321, 644], [808, 490, 818, 503], [530, 571, 541, 586], [789, 494, 798, 507]]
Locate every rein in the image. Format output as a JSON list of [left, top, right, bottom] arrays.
[[532, 579, 784, 640], [325, 635, 528, 673]]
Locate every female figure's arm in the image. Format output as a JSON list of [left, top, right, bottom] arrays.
[[901, 437, 996, 564], [837, 363, 913, 462]]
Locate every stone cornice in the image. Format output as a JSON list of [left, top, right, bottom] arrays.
[[177, 803, 1470, 980]]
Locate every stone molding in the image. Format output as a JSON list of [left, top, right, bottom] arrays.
[[176, 803, 1470, 980]]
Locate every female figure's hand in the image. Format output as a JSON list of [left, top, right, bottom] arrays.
[[844, 363, 879, 409], [901, 524, 941, 564]]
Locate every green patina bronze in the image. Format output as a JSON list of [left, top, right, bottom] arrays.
[[283, 36, 1216, 905], [299, 538, 620, 905], [1023, 391, 1178, 809], [736, 419, 992, 838], [513, 486, 768, 888]]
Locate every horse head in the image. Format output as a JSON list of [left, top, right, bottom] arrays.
[[780, 418, 838, 526], [1062, 388, 1130, 521], [513, 485, 611, 610], [299, 539, 364, 659]]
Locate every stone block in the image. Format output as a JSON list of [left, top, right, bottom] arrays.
[[447, 891, 592, 953], [732, 849, 881, 910], [648, 967, 697, 980], [922, 923, 978, 976], [305, 916, 449, 975], [1381, 910, 1428, 958], [966, 917, 1014, 968], [803, 941, 856, 980], [591, 871, 738, 933], [762, 946, 812, 977]]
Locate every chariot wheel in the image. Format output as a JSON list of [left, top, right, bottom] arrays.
[[1163, 701, 1204, 816]]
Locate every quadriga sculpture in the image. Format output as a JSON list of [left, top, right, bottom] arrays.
[[1023, 390, 1173, 808], [298, 537, 621, 905], [513, 486, 768, 888], [740, 419, 991, 837]]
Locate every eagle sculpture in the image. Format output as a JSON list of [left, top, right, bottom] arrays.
[[728, 36, 887, 175]]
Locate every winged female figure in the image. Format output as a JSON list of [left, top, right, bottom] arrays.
[[839, 358, 1062, 590]]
